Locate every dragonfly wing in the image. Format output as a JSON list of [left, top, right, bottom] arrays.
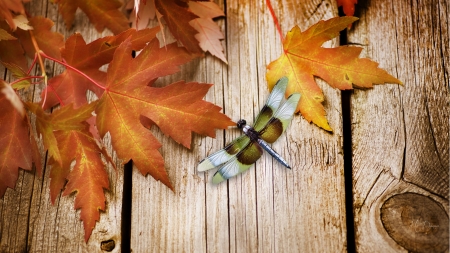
[[253, 77, 289, 131], [259, 93, 301, 143], [212, 141, 263, 183], [198, 135, 250, 171]]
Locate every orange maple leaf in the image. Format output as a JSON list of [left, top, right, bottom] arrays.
[[266, 17, 401, 131], [337, 0, 358, 16], [53, 0, 129, 34], [188, 1, 227, 63], [26, 101, 109, 242], [96, 37, 234, 189], [42, 28, 160, 109], [44, 102, 109, 242], [0, 89, 31, 197]]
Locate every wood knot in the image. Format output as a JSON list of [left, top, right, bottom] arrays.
[[100, 239, 115, 252], [380, 192, 449, 253]]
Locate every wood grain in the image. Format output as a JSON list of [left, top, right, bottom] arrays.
[[0, 1, 124, 252], [130, 0, 347, 252], [348, 0, 449, 252]]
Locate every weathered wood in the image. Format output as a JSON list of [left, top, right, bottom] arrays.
[[130, 0, 347, 252], [0, 1, 124, 252], [348, 0, 449, 252]]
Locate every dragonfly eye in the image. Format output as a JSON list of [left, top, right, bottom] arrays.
[[237, 119, 246, 129]]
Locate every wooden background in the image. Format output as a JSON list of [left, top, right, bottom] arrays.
[[0, 0, 448, 252]]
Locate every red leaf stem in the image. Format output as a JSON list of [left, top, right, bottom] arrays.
[[39, 52, 107, 91], [266, 0, 284, 42]]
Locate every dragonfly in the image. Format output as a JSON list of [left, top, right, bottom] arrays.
[[198, 77, 301, 183]]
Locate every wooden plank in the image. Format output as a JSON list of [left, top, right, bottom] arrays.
[[0, 1, 124, 252], [130, 0, 347, 252], [128, 9, 224, 253], [348, 0, 449, 252]]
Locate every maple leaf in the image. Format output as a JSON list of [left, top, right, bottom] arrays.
[[96, 37, 234, 189], [0, 85, 31, 197], [337, 0, 358, 16], [266, 17, 401, 131], [154, 0, 203, 55], [53, 0, 129, 34], [188, 1, 227, 63], [43, 102, 109, 242], [41, 27, 160, 109]]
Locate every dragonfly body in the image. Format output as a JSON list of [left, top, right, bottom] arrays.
[[198, 77, 300, 183], [237, 119, 291, 169]]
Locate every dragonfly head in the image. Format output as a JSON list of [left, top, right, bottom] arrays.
[[237, 119, 246, 129]]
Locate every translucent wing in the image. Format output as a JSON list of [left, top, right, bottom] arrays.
[[212, 141, 263, 183], [253, 77, 289, 131], [197, 135, 250, 171], [258, 93, 301, 143]]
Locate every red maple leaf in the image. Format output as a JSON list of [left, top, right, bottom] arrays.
[[42, 27, 160, 109], [96, 37, 234, 189], [43, 102, 109, 242], [27, 101, 112, 242]]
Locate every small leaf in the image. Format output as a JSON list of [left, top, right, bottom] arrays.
[[189, 18, 227, 63], [12, 14, 33, 30]]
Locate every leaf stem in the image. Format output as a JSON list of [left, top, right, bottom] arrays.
[[266, 0, 284, 43], [39, 52, 107, 91], [29, 30, 49, 107], [27, 53, 38, 75], [10, 75, 43, 86]]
